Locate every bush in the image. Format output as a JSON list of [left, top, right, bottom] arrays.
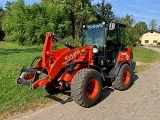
[[157, 42, 160, 45], [0, 29, 5, 41]]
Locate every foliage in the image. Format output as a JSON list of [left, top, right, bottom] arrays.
[[157, 42, 160, 45], [0, 6, 5, 41], [0, 29, 5, 41], [2, 0, 97, 45], [115, 15, 148, 46], [2, 0, 52, 45], [133, 21, 148, 44], [115, 15, 136, 46], [134, 22, 148, 35], [149, 19, 158, 30], [94, 0, 114, 22], [1, 0, 150, 47]]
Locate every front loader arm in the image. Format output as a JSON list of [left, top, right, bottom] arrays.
[[32, 49, 79, 88], [36, 32, 75, 71], [31, 46, 92, 89], [16, 32, 94, 89]]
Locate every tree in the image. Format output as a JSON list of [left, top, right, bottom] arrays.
[[40, 0, 96, 40], [117, 14, 136, 45], [133, 22, 148, 44], [149, 19, 158, 30], [114, 16, 124, 23], [115, 15, 150, 46], [1, 0, 149, 46], [0, 6, 5, 41], [65, 0, 97, 39], [0, 6, 4, 23], [2, 0, 27, 44], [94, 0, 114, 22], [158, 25, 160, 32], [134, 22, 148, 34], [40, 0, 72, 38], [115, 15, 137, 46], [2, 0, 96, 45], [5, 1, 12, 10]]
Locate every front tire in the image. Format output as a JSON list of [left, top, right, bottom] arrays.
[[44, 82, 60, 95], [71, 68, 102, 108], [112, 64, 131, 91]]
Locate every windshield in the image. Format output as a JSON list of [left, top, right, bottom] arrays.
[[83, 23, 105, 47]]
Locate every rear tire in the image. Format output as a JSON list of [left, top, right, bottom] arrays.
[[71, 68, 102, 108], [112, 64, 131, 91]]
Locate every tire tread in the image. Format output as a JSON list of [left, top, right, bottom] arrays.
[[71, 68, 102, 108]]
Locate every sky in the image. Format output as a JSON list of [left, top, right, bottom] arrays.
[[0, 0, 160, 26], [0, 0, 40, 7], [93, 0, 160, 26]]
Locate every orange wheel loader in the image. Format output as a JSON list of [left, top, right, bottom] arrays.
[[16, 22, 136, 108]]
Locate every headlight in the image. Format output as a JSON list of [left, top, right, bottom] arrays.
[[93, 48, 99, 53]]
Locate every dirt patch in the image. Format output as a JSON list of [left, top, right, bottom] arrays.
[[136, 62, 144, 66], [4, 94, 70, 120], [135, 60, 160, 72], [136, 61, 160, 67]]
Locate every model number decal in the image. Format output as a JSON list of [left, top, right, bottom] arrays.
[[121, 52, 129, 60]]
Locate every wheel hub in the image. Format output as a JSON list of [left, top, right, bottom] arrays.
[[87, 79, 99, 98], [123, 71, 130, 85]]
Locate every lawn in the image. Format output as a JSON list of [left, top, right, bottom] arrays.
[[133, 46, 160, 62], [0, 43, 55, 120], [133, 46, 160, 72], [0, 44, 160, 119]]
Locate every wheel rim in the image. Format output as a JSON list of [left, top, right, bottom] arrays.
[[87, 79, 99, 98], [123, 71, 130, 85]]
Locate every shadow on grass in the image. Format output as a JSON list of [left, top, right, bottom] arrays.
[[0, 48, 42, 55], [45, 91, 72, 104]]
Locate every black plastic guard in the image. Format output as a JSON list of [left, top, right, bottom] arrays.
[[17, 78, 31, 86], [109, 61, 136, 77], [16, 66, 39, 86]]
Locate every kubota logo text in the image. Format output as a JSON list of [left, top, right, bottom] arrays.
[[62, 50, 80, 65]]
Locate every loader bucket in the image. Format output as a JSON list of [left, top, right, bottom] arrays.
[[16, 66, 40, 88]]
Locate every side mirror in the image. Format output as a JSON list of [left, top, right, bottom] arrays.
[[109, 23, 115, 30]]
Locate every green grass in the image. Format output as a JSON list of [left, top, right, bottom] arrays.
[[0, 43, 55, 119], [133, 46, 160, 62], [0, 44, 160, 119], [133, 46, 160, 72]]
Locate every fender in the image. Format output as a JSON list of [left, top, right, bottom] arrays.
[[109, 61, 136, 77], [109, 62, 128, 77], [89, 65, 106, 81], [89, 65, 101, 72]]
